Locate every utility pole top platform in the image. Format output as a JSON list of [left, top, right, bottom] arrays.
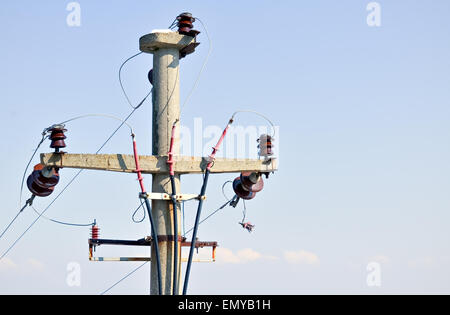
[[140, 31, 197, 52]]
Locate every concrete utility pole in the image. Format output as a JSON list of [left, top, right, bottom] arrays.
[[139, 31, 193, 295], [40, 30, 278, 296]]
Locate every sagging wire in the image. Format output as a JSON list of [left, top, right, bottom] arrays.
[[221, 180, 234, 202], [178, 17, 212, 118], [131, 201, 146, 224], [232, 110, 277, 138], [119, 52, 147, 110], [58, 114, 134, 134], [0, 92, 151, 262], [31, 206, 94, 227]]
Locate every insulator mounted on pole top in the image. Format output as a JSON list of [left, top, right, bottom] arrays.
[[176, 12, 200, 37], [48, 125, 67, 153]]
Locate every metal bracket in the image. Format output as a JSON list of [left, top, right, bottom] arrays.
[[140, 192, 206, 201], [88, 238, 217, 263], [89, 257, 214, 263]]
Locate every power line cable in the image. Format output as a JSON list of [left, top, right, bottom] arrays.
[[100, 261, 149, 295], [232, 110, 277, 138], [119, 52, 146, 110], [184, 198, 234, 236], [59, 114, 134, 133], [31, 206, 94, 227], [0, 196, 34, 241]]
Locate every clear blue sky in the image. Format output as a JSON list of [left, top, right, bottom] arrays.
[[0, 0, 449, 294]]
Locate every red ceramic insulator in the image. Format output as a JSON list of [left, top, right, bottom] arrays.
[[27, 173, 55, 197], [176, 12, 200, 37], [258, 134, 274, 157], [49, 126, 67, 151], [233, 177, 256, 200], [26, 164, 59, 197], [91, 225, 100, 239], [240, 172, 264, 193]]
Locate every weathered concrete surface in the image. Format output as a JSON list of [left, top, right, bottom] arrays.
[[40, 153, 278, 174]]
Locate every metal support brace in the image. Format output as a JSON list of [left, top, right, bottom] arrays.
[[139, 192, 206, 202]]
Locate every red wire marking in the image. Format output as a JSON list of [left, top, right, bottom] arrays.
[[132, 135, 146, 193], [206, 119, 233, 171], [167, 123, 177, 176]]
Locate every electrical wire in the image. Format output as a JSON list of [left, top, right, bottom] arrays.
[[241, 200, 247, 223], [19, 131, 50, 207], [221, 180, 233, 202], [183, 118, 232, 295], [142, 196, 162, 295], [232, 110, 277, 138], [169, 175, 179, 295], [184, 199, 233, 236], [168, 18, 178, 30], [31, 206, 94, 227], [0, 94, 150, 262], [0, 197, 34, 241], [131, 201, 146, 224], [131, 131, 162, 295], [1, 169, 84, 261], [5, 131, 49, 242], [119, 52, 147, 109], [183, 170, 210, 295], [100, 261, 149, 295], [59, 114, 134, 134], [178, 17, 212, 117], [182, 201, 185, 237]]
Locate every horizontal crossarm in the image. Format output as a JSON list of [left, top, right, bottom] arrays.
[[40, 153, 277, 174]]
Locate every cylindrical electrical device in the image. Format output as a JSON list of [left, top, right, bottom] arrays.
[[26, 164, 60, 197], [233, 177, 256, 200], [49, 125, 67, 152], [232, 172, 264, 200], [148, 69, 153, 85], [91, 222, 100, 240], [176, 12, 200, 37], [240, 172, 264, 193], [258, 134, 274, 157]]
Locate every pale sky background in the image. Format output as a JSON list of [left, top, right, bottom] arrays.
[[1, 0, 450, 294]]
